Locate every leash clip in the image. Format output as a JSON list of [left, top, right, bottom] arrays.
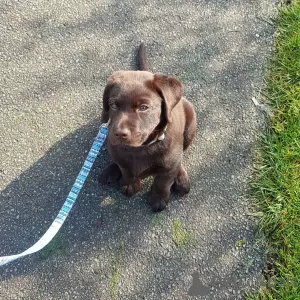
[[101, 119, 110, 128]]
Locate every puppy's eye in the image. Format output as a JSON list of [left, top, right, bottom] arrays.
[[139, 104, 148, 111], [110, 103, 117, 110]]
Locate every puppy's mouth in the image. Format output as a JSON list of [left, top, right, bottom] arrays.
[[108, 129, 164, 148], [108, 120, 166, 147], [108, 131, 144, 147]]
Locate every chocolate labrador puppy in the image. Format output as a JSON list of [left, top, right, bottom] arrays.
[[99, 43, 196, 212]]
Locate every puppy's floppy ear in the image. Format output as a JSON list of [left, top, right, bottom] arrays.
[[101, 83, 113, 123], [101, 76, 119, 123], [153, 74, 183, 123]]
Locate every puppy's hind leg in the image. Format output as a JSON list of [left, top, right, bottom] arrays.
[[171, 164, 190, 196]]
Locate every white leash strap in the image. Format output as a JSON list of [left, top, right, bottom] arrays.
[[0, 123, 109, 266]]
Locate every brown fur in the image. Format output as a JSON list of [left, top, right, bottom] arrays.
[[99, 44, 196, 212]]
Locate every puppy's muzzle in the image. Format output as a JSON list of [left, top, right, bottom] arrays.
[[114, 127, 131, 141]]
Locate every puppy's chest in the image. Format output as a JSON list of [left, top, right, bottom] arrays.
[[120, 152, 164, 176], [110, 147, 167, 176]]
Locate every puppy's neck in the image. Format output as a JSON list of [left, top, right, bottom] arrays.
[[143, 126, 167, 146]]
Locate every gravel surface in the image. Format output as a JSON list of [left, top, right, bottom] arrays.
[[0, 0, 277, 299]]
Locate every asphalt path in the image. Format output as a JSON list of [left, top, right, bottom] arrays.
[[0, 1, 277, 299]]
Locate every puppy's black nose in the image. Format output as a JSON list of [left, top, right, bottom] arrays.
[[115, 128, 130, 139]]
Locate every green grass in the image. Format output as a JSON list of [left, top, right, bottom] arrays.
[[235, 239, 246, 248], [248, 1, 300, 299], [171, 219, 193, 248], [109, 241, 124, 300]]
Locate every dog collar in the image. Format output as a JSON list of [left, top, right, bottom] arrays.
[[147, 126, 167, 145]]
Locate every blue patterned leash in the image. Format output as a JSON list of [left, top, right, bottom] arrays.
[[0, 122, 109, 266]]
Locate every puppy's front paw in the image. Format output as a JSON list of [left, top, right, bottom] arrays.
[[99, 163, 121, 184], [147, 193, 169, 212], [121, 180, 141, 197]]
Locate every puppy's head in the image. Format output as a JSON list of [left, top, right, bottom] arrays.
[[102, 70, 182, 147]]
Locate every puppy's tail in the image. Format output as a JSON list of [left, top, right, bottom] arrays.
[[138, 42, 149, 71]]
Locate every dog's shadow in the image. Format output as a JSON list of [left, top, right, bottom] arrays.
[[0, 119, 154, 277], [1, 112, 207, 279], [188, 271, 210, 296]]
